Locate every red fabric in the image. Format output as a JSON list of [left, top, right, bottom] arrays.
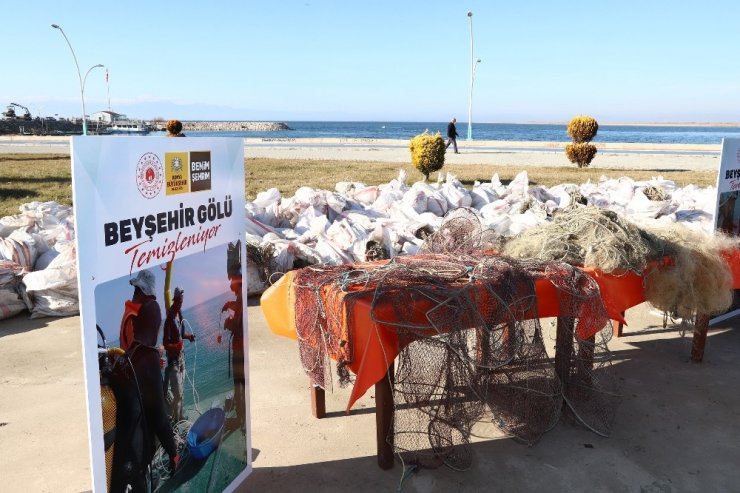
[[344, 272, 629, 413], [721, 249, 740, 289]]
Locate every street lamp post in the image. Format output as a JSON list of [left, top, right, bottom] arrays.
[[83, 64, 105, 132], [51, 24, 103, 136], [466, 11, 476, 141]]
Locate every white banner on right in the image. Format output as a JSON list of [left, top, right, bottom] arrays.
[[711, 137, 740, 324]]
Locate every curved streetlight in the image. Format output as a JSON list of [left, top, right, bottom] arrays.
[[84, 64, 105, 132], [51, 24, 103, 136], [466, 11, 476, 141], [471, 58, 481, 137]]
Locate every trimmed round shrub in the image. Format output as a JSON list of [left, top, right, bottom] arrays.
[[409, 131, 445, 180], [567, 116, 599, 143], [565, 142, 598, 168], [166, 119, 183, 136]]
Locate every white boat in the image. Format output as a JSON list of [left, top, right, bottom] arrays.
[[103, 120, 150, 135]]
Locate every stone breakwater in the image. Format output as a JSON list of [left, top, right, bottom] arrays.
[[178, 121, 291, 132]]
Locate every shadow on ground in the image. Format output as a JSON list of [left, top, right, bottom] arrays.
[[242, 309, 740, 493]]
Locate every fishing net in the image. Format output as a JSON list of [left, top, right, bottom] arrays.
[[292, 209, 618, 470], [502, 207, 664, 274], [642, 225, 734, 318], [643, 185, 670, 201], [246, 240, 273, 283], [502, 206, 736, 318]]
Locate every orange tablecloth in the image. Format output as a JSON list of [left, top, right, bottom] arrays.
[[261, 258, 660, 413]]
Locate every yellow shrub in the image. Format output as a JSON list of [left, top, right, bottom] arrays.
[[409, 131, 445, 180], [565, 143, 598, 168], [567, 115, 599, 143]]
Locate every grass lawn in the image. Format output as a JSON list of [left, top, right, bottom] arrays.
[[0, 153, 719, 218]]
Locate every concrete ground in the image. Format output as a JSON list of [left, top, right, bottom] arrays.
[[1, 300, 739, 492]]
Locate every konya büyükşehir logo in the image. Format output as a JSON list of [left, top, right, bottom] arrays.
[[159, 150, 212, 196], [165, 152, 189, 195]]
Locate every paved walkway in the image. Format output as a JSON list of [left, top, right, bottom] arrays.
[[1, 301, 739, 492], [0, 136, 721, 171]]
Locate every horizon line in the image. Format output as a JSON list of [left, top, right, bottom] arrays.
[[167, 119, 740, 127]]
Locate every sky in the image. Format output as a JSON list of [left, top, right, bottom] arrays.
[[4, 1, 740, 123]]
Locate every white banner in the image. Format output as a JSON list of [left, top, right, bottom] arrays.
[[73, 136, 251, 492], [714, 138, 740, 235], [712, 138, 740, 324]]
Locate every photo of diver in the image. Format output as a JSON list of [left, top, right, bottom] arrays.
[[163, 286, 195, 425], [716, 190, 740, 236], [222, 240, 245, 432], [95, 241, 248, 492]]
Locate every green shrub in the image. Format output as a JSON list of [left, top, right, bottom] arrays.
[[565, 142, 598, 168], [567, 115, 599, 143], [409, 131, 445, 180]]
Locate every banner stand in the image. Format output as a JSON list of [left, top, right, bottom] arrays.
[[710, 138, 740, 325], [72, 136, 251, 493]]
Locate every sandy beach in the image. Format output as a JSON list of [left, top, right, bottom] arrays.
[[0, 135, 722, 171]]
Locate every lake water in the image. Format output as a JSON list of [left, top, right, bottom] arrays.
[[168, 121, 740, 145]]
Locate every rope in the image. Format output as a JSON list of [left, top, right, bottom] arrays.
[[182, 318, 201, 416]]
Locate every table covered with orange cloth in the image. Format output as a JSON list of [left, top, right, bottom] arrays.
[[261, 255, 656, 413]]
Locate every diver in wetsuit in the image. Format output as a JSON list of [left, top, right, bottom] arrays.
[[118, 269, 180, 486], [163, 287, 195, 423], [222, 275, 245, 431]]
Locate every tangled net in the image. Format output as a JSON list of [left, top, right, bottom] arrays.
[[292, 209, 619, 470], [643, 225, 734, 318], [502, 207, 735, 318], [247, 241, 273, 283], [502, 207, 665, 274]]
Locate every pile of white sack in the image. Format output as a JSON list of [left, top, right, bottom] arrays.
[[244, 169, 718, 294], [0, 169, 720, 318], [0, 202, 77, 320]]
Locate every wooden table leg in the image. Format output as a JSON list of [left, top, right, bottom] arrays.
[[613, 311, 625, 337], [555, 317, 575, 396], [691, 314, 710, 363], [310, 384, 326, 419], [376, 361, 395, 469]]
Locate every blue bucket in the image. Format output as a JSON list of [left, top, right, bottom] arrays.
[[187, 407, 226, 460]]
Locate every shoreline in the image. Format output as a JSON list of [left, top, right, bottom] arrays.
[[0, 135, 721, 151]]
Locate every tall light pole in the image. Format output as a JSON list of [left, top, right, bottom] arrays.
[[84, 64, 105, 131], [466, 11, 476, 141], [51, 24, 102, 136], [106, 68, 111, 112]]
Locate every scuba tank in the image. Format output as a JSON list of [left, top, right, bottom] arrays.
[[100, 356, 118, 487], [98, 325, 151, 492]]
